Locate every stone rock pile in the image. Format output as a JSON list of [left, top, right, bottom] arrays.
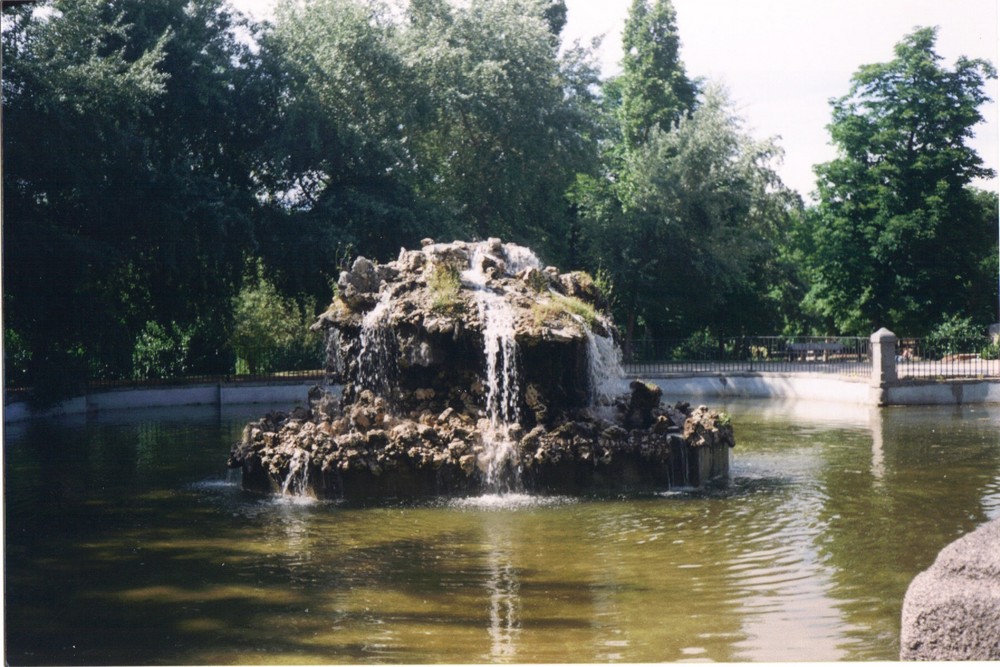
[[228, 239, 735, 500]]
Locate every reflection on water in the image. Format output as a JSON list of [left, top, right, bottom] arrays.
[[4, 400, 1000, 664], [484, 520, 520, 661]]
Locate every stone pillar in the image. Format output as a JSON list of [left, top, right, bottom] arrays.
[[870, 328, 898, 406]]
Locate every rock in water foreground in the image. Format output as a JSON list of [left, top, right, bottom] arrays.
[[228, 239, 735, 500], [900, 517, 1000, 660]]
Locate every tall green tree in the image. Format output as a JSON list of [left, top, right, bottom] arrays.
[[571, 0, 794, 342], [3, 0, 271, 397], [401, 0, 601, 253], [805, 27, 997, 335], [576, 86, 796, 340], [256, 0, 428, 271], [259, 0, 601, 269], [104, 0, 272, 364], [3, 0, 169, 394], [617, 0, 698, 150]]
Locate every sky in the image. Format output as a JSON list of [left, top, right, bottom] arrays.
[[231, 0, 999, 200]]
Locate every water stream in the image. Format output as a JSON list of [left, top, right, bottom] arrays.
[[461, 242, 542, 492], [279, 448, 312, 498], [583, 323, 626, 408], [357, 290, 396, 397]]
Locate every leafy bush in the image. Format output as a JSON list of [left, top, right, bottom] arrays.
[[980, 340, 1000, 360], [923, 315, 987, 359], [671, 329, 719, 360], [132, 321, 193, 380], [231, 261, 322, 374]]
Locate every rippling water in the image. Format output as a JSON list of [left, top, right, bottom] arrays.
[[5, 400, 999, 664]]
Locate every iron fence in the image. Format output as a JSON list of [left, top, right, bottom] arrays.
[[84, 367, 326, 392], [8, 332, 1000, 405], [895, 337, 1000, 379], [623, 336, 873, 378]]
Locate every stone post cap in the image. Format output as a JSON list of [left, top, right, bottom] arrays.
[[870, 327, 897, 343]]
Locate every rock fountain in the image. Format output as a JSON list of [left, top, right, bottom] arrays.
[[228, 239, 734, 500]]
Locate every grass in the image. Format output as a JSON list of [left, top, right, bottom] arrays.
[[533, 293, 599, 329], [427, 262, 463, 314]]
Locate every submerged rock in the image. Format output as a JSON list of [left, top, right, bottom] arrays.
[[229, 239, 735, 500]]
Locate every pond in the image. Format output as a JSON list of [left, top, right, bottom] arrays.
[[5, 399, 1000, 664]]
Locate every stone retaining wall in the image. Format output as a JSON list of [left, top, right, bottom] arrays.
[[651, 373, 871, 404], [4, 382, 314, 423], [7, 371, 1000, 423]]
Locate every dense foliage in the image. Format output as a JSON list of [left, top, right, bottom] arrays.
[[3, 0, 997, 402], [803, 27, 997, 335]]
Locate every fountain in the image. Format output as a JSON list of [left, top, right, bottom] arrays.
[[228, 239, 735, 500]]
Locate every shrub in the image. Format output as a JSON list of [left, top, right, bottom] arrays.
[[923, 315, 987, 359], [231, 260, 322, 374], [427, 262, 463, 314], [672, 329, 719, 360], [132, 321, 193, 380]]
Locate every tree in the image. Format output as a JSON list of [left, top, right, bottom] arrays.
[[968, 188, 1000, 325], [3, 0, 273, 399], [256, 0, 429, 270], [616, 0, 698, 151], [576, 85, 796, 341], [400, 0, 601, 253], [3, 0, 170, 396], [805, 27, 997, 335]]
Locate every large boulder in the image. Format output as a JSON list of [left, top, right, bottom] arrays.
[[900, 517, 1000, 660]]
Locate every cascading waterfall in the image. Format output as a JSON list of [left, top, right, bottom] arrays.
[[584, 320, 626, 408], [280, 448, 311, 497], [463, 242, 541, 492], [324, 328, 345, 379], [502, 242, 542, 275], [307, 241, 623, 496], [233, 237, 736, 502], [357, 290, 396, 397], [477, 290, 521, 489]]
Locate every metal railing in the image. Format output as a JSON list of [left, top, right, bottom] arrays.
[[895, 337, 1000, 379], [623, 336, 873, 378], [85, 367, 326, 391], [8, 333, 999, 405]]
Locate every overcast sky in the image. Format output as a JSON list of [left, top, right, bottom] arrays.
[[232, 0, 999, 200]]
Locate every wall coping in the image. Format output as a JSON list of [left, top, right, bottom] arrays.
[[4, 379, 317, 423], [6, 366, 1000, 424]]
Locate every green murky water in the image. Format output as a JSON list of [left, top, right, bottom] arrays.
[[5, 400, 1000, 664]]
